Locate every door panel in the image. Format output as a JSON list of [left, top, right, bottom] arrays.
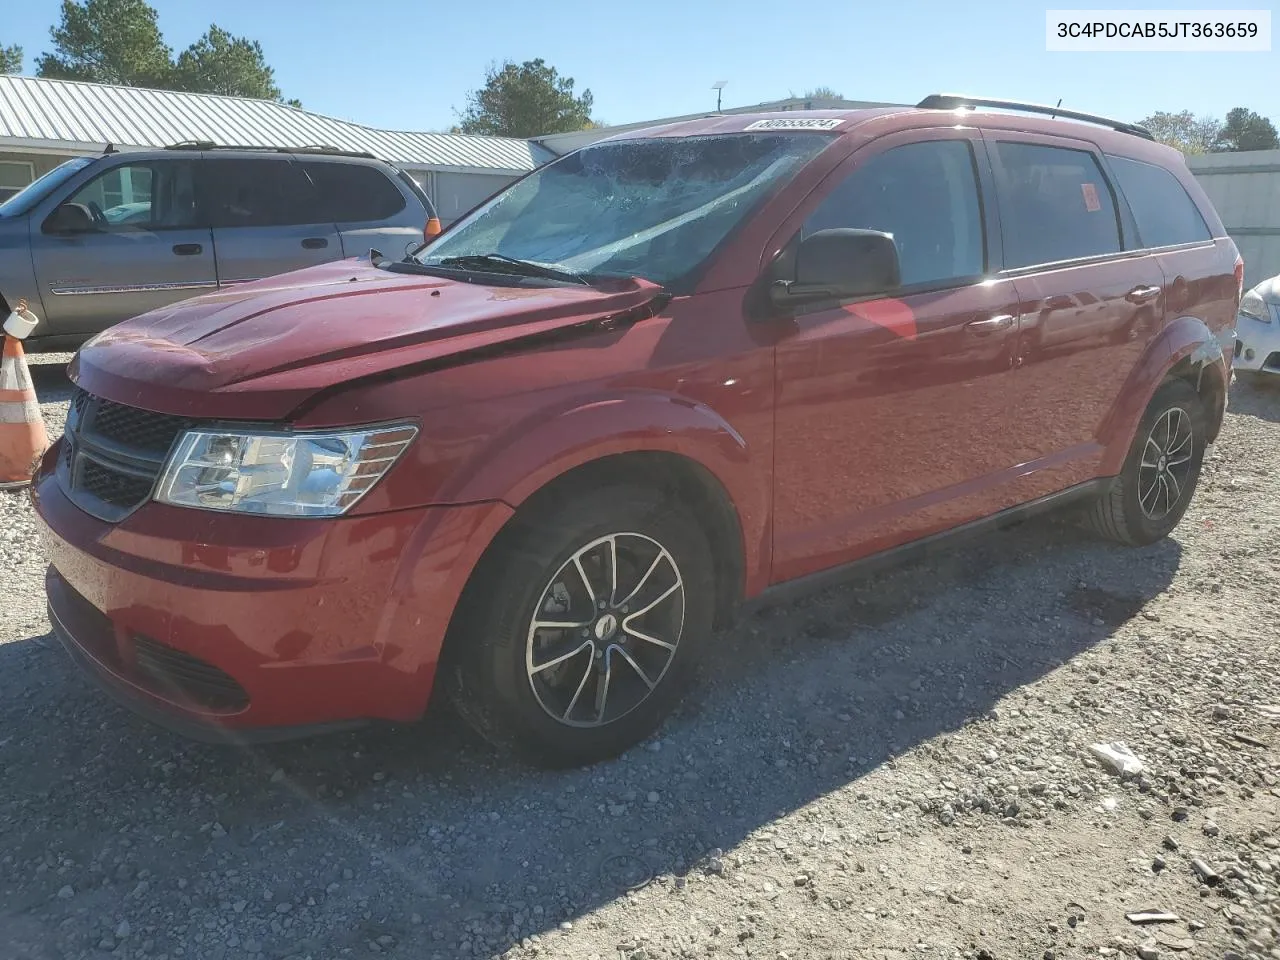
[[769, 133, 1023, 584], [988, 135, 1166, 493], [1006, 257, 1166, 488], [199, 158, 340, 285], [30, 159, 214, 335], [772, 282, 1023, 582]]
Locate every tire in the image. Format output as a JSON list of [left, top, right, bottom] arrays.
[[1086, 378, 1207, 546], [445, 484, 715, 768]]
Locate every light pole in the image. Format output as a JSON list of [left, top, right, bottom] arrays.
[[712, 80, 727, 112]]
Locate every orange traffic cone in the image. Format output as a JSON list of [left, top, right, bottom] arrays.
[[0, 299, 50, 490]]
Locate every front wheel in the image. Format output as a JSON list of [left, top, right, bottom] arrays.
[[446, 484, 715, 767], [1086, 378, 1207, 546]]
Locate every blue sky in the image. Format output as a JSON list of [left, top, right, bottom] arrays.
[[4, 0, 1277, 133]]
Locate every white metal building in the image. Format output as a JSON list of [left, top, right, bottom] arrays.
[[0, 74, 552, 224], [1186, 149, 1280, 289]]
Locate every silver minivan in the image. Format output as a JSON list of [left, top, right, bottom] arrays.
[[0, 144, 438, 351]]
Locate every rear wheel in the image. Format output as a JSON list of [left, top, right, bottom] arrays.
[[446, 484, 714, 767], [1086, 379, 1206, 546]]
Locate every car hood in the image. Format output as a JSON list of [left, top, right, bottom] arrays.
[[1250, 275, 1280, 304], [71, 258, 664, 420]]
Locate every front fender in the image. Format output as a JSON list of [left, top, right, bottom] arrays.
[[439, 389, 769, 594], [1098, 315, 1226, 474]]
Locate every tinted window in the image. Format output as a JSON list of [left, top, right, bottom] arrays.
[[200, 159, 315, 228], [801, 139, 985, 287], [63, 161, 198, 230], [993, 142, 1121, 268], [1106, 154, 1211, 248], [300, 162, 406, 222]]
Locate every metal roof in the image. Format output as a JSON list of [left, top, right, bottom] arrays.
[[0, 74, 553, 173]]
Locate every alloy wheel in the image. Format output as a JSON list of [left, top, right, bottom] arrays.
[[1137, 407, 1194, 521], [525, 532, 686, 728]]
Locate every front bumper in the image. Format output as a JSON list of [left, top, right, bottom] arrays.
[[1234, 308, 1280, 374], [30, 445, 511, 739]]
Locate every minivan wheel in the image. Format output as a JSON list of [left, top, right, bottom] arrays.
[[447, 485, 714, 768], [1086, 379, 1207, 546]]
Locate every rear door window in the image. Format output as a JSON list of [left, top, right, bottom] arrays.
[[199, 158, 317, 228], [1105, 154, 1212, 248], [992, 141, 1122, 268], [800, 138, 986, 288], [299, 162, 407, 222]]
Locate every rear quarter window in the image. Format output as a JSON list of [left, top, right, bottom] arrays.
[[300, 162, 407, 222], [992, 141, 1122, 269], [1105, 154, 1212, 248]]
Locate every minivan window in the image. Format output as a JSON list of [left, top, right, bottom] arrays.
[[0, 156, 94, 217], [62, 161, 199, 230], [993, 141, 1122, 268], [300, 162, 407, 222], [415, 134, 833, 288], [801, 139, 985, 288], [1105, 154, 1212, 248], [200, 159, 315, 228]]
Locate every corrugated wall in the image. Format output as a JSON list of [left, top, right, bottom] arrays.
[[1188, 150, 1280, 289]]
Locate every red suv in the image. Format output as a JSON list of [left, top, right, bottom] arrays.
[[32, 95, 1242, 767]]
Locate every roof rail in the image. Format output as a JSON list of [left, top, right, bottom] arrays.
[[163, 141, 378, 159], [916, 94, 1155, 141]]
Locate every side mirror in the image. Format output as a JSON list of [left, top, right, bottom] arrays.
[[770, 228, 901, 308], [43, 203, 96, 235]]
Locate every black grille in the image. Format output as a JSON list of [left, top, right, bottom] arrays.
[[80, 458, 156, 508], [91, 397, 196, 455], [134, 636, 250, 712], [59, 388, 202, 522]]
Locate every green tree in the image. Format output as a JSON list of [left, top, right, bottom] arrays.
[[35, 0, 171, 86], [1137, 110, 1221, 154], [458, 58, 594, 137], [0, 43, 22, 74], [803, 86, 844, 100], [1214, 107, 1279, 152], [33, 0, 296, 103], [172, 25, 291, 103]]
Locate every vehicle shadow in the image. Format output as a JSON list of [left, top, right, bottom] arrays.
[[0, 513, 1181, 960]]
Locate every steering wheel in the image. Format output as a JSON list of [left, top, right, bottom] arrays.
[[86, 200, 109, 229]]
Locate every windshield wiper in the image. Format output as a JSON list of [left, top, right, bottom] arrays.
[[431, 253, 590, 285]]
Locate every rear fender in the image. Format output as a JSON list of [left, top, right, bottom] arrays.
[[1098, 315, 1226, 474]]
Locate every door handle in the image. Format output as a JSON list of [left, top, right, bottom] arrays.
[[301, 237, 329, 249], [1125, 284, 1161, 304], [172, 243, 202, 256], [965, 314, 1015, 336]]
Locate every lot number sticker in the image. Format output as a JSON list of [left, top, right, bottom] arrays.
[[1081, 182, 1102, 212], [744, 118, 844, 131]]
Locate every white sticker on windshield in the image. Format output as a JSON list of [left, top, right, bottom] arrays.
[[743, 118, 844, 131]]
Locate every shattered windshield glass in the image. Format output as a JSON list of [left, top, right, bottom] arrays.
[[415, 134, 832, 287]]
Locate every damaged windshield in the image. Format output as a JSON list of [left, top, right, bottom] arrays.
[[413, 134, 832, 288]]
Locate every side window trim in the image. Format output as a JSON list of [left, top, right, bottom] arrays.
[[982, 132, 1133, 273]]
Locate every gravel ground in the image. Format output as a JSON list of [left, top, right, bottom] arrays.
[[1, 354, 1278, 960]]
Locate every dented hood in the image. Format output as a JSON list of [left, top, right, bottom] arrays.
[[71, 258, 663, 419]]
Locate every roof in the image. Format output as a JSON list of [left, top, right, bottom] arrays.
[[0, 74, 554, 173], [533, 96, 904, 155]]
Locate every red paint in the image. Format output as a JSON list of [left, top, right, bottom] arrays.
[[31, 106, 1239, 739]]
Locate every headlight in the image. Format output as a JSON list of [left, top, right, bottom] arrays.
[[1240, 290, 1272, 323], [156, 423, 417, 516]]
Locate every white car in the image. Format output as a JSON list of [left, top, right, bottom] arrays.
[[1235, 273, 1280, 381]]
